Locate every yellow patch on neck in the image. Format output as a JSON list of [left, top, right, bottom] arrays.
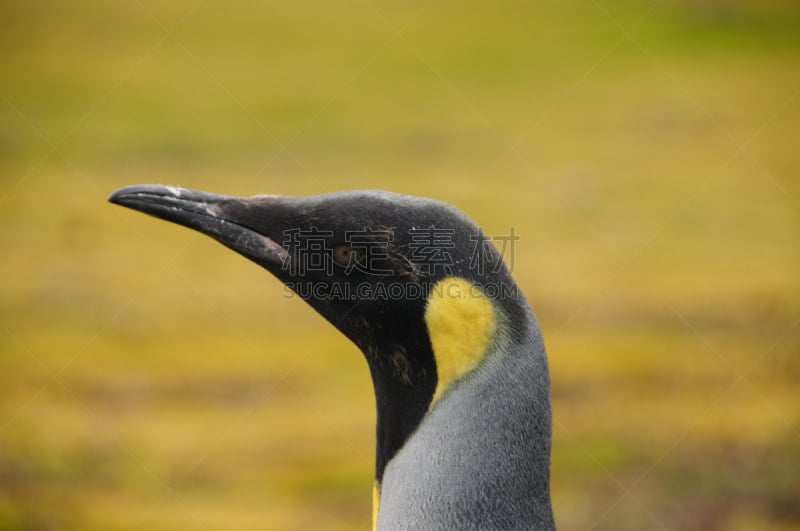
[[372, 482, 380, 531], [425, 277, 497, 406]]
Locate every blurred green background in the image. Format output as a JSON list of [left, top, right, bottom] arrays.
[[1, 1, 799, 529]]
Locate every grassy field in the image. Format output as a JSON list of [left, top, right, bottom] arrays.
[[1, 1, 799, 529]]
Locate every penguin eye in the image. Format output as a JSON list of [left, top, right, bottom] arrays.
[[333, 244, 365, 267]]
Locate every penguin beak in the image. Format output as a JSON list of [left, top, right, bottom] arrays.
[[109, 184, 289, 269]]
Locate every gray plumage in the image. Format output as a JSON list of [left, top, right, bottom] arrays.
[[379, 316, 554, 530]]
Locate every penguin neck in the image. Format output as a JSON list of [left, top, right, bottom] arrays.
[[376, 317, 554, 528], [361, 327, 438, 485]]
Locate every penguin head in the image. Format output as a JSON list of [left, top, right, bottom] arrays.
[[109, 185, 525, 479], [110, 186, 520, 346]]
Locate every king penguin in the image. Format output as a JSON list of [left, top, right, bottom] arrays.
[[109, 185, 555, 530]]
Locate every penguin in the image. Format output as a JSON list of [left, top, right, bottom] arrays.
[[109, 185, 555, 531]]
